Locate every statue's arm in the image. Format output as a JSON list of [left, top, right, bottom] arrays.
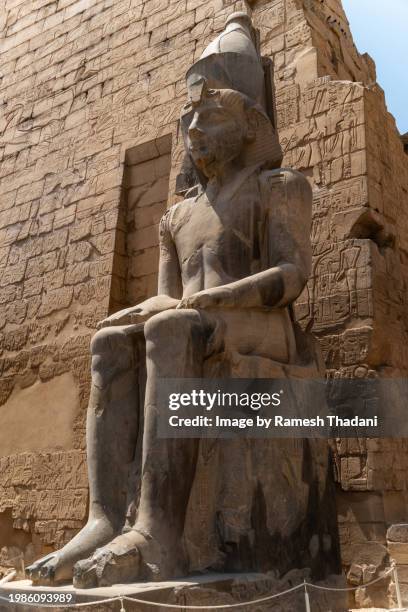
[[178, 169, 312, 310], [98, 210, 181, 328], [249, 168, 313, 308], [157, 208, 183, 299]]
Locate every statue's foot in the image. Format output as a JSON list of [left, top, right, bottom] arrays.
[[73, 528, 186, 588], [25, 516, 117, 586]]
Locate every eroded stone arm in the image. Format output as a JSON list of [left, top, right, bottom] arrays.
[[158, 209, 183, 299]]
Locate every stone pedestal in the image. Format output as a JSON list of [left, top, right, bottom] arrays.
[[2, 571, 348, 612]]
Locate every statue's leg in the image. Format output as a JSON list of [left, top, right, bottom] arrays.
[[73, 309, 212, 588], [26, 325, 141, 586]]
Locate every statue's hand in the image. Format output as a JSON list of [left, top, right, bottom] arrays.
[[97, 295, 180, 328], [177, 286, 235, 310]]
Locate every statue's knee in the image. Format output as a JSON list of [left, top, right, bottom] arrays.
[[90, 327, 133, 386], [145, 310, 202, 347], [144, 311, 177, 345], [91, 327, 128, 356]]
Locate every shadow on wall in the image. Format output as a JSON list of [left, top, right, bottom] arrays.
[[109, 134, 172, 313], [0, 372, 78, 458]]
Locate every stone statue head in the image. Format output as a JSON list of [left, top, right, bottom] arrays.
[[176, 12, 282, 192], [180, 79, 259, 178], [181, 77, 280, 181]]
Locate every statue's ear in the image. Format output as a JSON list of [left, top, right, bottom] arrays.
[[245, 106, 259, 142]]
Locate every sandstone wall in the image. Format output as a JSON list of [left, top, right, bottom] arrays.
[[1, 0, 407, 605]]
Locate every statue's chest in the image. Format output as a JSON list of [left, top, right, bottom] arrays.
[[172, 185, 263, 275], [174, 189, 262, 254]]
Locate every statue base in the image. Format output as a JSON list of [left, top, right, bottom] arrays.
[[2, 571, 349, 611]]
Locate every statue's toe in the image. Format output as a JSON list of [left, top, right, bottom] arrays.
[[73, 557, 98, 589], [73, 542, 141, 588], [39, 562, 56, 586], [26, 554, 55, 583], [98, 546, 140, 587]]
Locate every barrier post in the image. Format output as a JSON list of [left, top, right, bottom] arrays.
[[304, 580, 311, 612], [393, 561, 403, 610], [119, 595, 126, 612]]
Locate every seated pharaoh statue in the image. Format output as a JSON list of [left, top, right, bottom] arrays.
[[27, 13, 339, 588]]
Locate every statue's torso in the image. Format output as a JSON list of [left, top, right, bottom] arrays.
[[158, 167, 313, 364], [165, 167, 311, 303], [168, 171, 265, 298]]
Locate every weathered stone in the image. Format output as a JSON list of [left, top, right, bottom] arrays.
[[25, 12, 338, 592], [2, 571, 349, 612], [387, 524, 408, 544], [0, 0, 406, 608]]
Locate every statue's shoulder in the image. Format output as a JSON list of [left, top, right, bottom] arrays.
[[258, 167, 312, 207], [159, 197, 195, 234]]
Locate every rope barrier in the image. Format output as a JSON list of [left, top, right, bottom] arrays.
[[0, 563, 402, 610]]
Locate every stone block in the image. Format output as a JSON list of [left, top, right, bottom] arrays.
[[388, 524, 408, 544], [127, 224, 159, 252], [383, 493, 407, 525], [337, 492, 385, 524], [388, 543, 408, 565], [133, 202, 165, 229], [128, 247, 160, 278]]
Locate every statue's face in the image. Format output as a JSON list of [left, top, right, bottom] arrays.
[[181, 95, 247, 178]]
